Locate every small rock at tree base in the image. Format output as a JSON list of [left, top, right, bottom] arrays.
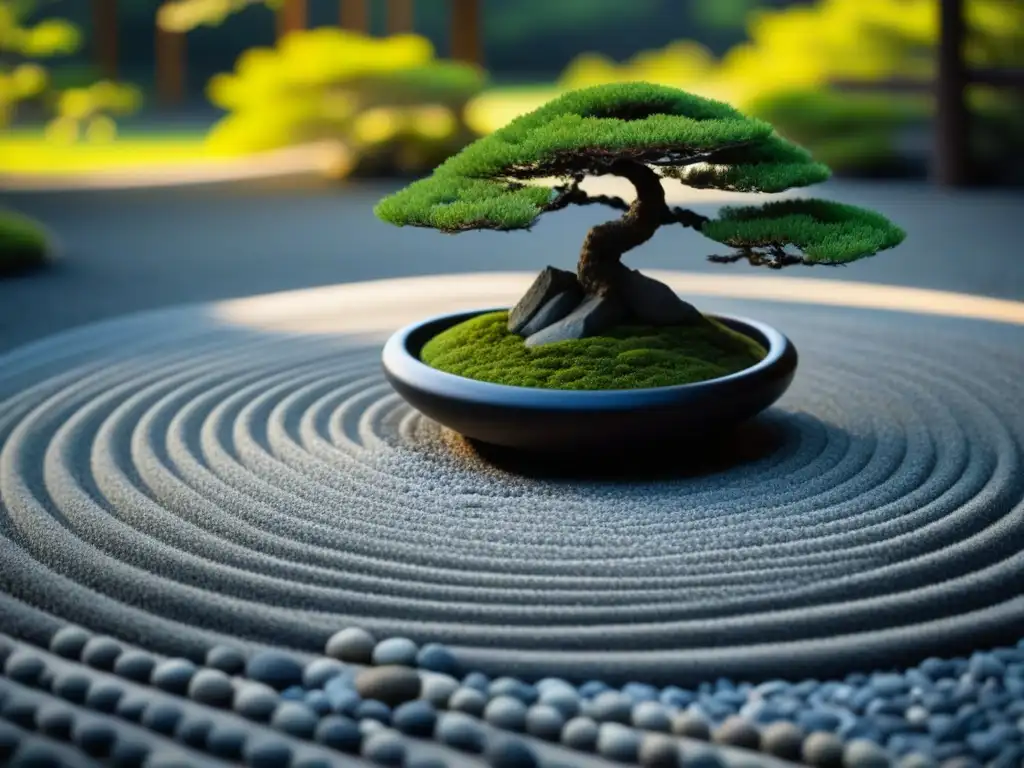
[[325, 627, 376, 664], [617, 267, 703, 326], [638, 733, 681, 767], [519, 289, 583, 336], [371, 637, 419, 667], [355, 665, 421, 706], [524, 292, 627, 347], [761, 720, 805, 759], [508, 265, 581, 334]]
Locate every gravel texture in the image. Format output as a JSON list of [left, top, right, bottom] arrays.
[[1, 275, 1023, 766]]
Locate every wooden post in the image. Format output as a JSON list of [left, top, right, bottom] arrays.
[[935, 0, 969, 185], [277, 0, 308, 39], [340, 0, 370, 32], [155, 25, 185, 106], [386, 0, 415, 34], [450, 0, 482, 66], [92, 0, 119, 80]]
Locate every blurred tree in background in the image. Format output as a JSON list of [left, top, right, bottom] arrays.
[[556, 0, 1024, 183], [201, 27, 485, 178], [1, 0, 140, 141]]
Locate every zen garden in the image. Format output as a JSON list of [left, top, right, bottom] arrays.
[[1, 3, 1024, 768]]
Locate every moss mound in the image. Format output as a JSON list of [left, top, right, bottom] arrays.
[[0, 209, 50, 276], [420, 311, 767, 390]]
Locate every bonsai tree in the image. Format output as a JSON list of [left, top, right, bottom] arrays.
[[374, 83, 904, 385]]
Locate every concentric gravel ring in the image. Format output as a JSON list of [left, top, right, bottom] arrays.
[[1, 273, 1023, 685]]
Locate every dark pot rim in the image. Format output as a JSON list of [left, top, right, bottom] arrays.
[[382, 308, 796, 412]]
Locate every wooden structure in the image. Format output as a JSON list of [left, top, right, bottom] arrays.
[[935, 0, 1024, 185]]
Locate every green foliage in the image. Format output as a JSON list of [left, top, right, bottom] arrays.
[[157, 0, 279, 33], [701, 199, 906, 264], [0, 0, 141, 139], [663, 132, 831, 192], [747, 88, 930, 175], [0, 208, 49, 275], [375, 83, 828, 232], [420, 311, 766, 390], [204, 28, 485, 176]]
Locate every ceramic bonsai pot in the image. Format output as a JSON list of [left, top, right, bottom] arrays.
[[382, 308, 798, 453]]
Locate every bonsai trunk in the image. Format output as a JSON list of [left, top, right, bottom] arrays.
[[577, 160, 667, 296]]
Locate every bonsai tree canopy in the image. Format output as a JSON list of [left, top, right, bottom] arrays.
[[375, 83, 905, 347]]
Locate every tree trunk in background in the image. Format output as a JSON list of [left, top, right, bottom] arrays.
[[936, 0, 969, 186], [92, 0, 118, 79], [155, 25, 185, 106], [277, 0, 308, 39], [450, 0, 482, 67], [340, 0, 370, 33], [386, 0, 415, 34]]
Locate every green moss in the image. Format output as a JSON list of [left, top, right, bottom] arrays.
[[701, 198, 906, 264], [420, 311, 767, 390], [0, 209, 50, 276]]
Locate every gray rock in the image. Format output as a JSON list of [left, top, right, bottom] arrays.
[[802, 731, 845, 768], [562, 716, 600, 751], [371, 637, 418, 667], [638, 733, 680, 767], [759, 721, 804, 760], [518, 289, 583, 336], [355, 665, 421, 706], [597, 722, 641, 763], [712, 715, 760, 749], [205, 645, 246, 675], [843, 739, 891, 768], [618, 267, 702, 326], [420, 672, 459, 707], [671, 710, 711, 740], [525, 704, 565, 740], [325, 627, 376, 664], [525, 292, 627, 348], [188, 669, 234, 708], [484, 695, 529, 731], [508, 266, 580, 334]]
